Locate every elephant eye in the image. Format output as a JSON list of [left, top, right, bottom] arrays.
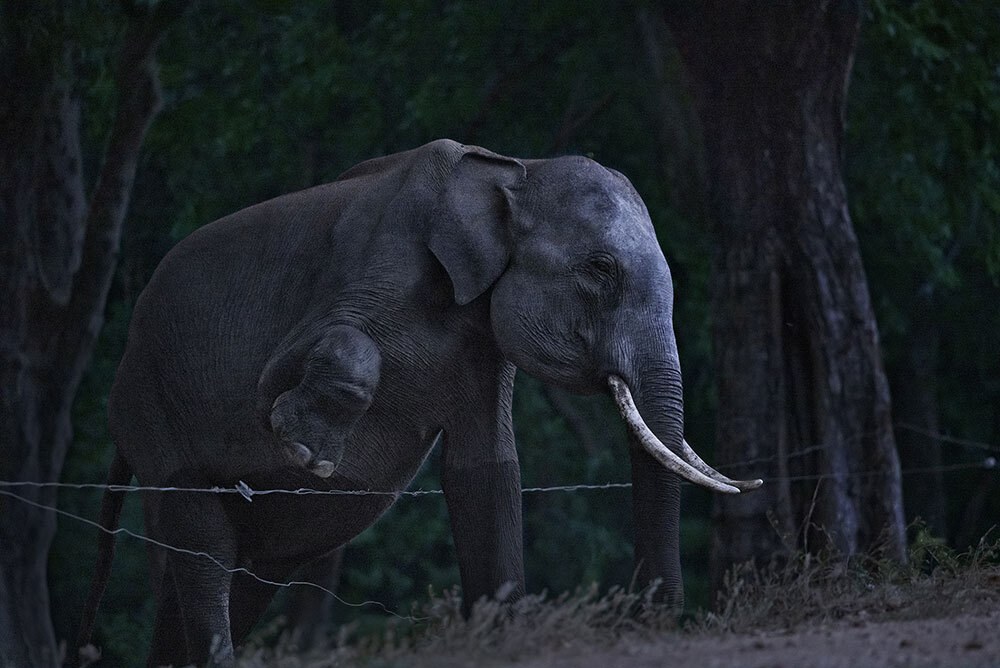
[[577, 252, 620, 290]]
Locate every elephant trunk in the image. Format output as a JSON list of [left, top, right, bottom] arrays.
[[623, 357, 687, 607], [612, 344, 759, 606]]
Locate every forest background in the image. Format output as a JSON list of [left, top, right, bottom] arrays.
[[1, 1, 998, 666]]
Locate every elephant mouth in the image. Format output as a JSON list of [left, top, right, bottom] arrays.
[[607, 375, 762, 494]]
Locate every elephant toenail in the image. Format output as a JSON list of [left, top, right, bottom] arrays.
[[292, 442, 312, 466], [311, 460, 337, 478]]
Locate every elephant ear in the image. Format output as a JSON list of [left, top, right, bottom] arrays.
[[428, 149, 526, 306]]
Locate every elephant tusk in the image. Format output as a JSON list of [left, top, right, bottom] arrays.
[[607, 375, 740, 495], [679, 439, 763, 491]]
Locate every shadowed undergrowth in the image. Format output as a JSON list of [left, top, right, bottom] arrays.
[[699, 528, 1000, 634], [234, 532, 1000, 667]]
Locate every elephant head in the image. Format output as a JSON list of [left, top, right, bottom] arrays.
[[429, 143, 760, 597]]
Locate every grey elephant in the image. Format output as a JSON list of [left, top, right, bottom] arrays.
[[75, 139, 759, 666]]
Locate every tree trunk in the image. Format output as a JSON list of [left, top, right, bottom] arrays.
[[0, 3, 184, 662], [662, 1, 906, 597]]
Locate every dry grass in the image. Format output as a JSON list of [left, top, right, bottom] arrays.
[[235, 531, 1000, 667], [697, 528, 1000, 634], [237, 584, 681, 667]]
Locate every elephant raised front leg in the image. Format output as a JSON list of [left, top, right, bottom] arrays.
[[258, 324, 381, 477]]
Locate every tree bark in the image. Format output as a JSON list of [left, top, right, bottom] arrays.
[[0, 2, 185, 663], [661, 0, 906, 597]]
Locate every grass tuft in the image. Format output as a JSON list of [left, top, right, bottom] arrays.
[[236, 583, 681, 667], [697, 527, 1000, 634]]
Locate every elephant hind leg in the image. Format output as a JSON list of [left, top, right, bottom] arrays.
[[227, 556, 300, 647], [148, 487, 238, 665], [147, 569, 188, 668]]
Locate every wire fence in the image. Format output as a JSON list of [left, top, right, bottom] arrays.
[[0, 487, 409, 620], [0, 479, 636, 499], [0, 425, 996, 621]]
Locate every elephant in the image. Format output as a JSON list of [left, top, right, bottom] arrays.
[[75, 139, 760, 666]]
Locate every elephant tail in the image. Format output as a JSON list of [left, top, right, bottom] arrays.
[[71, 450, 133, 666]]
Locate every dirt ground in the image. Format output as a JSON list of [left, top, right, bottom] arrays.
[[238, 560, 1000, 668], [507, 610, 1000, 668]]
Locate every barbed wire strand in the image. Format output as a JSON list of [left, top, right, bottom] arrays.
[[0, 425, 995, 498], [714, 422, 1000, 473], [895, 422, 1000, 455], [774, 459, 995, 484], [0, 425, 993, 499], [0, 488, 422, 622], [0, 480, 638, 496], [4, 461, 997, 497]]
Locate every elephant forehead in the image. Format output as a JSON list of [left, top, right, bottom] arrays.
[[602, 209, 659, 251], [555, 182, 650, 233], [535, 185, 647, 240], [551, 174, 636, 214], [523, 158, 658, 250], [572, 201, 660, 257]]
